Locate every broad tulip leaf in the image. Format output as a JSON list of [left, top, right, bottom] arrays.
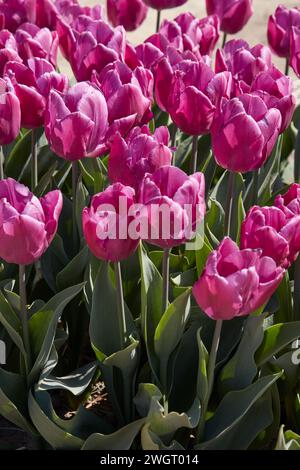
[[255, 321, 300, 366], [56, 246, 89, 291], [0, 290, 25, 355]]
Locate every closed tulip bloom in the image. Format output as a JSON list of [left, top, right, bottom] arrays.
[[0, 29, 22, 76], [275, 183, 300, 219], [0, 178, 62, 265], [5, 59, 69, 129], [0, 0, 36, 32], [83, 184, 139, 262], [211, 94, 281, 173], [15, 23, 59, 67], [290, 27, 300, 78], [241, 206, 300, 268], [107, 0, 148, 32], [0, 77, 21, 145], [139, 166, 206, 248], [45, 82, 108, 161], [268, 5, 300, 58], [36, 0, 104, 29], [108, 126, 172, 191], [251, 66, 296, 134], [92, 61, 153, 145], [206, 0, 253, 34], [193, 237, 284, 321], [216, 39, 273, 92], [142, 0, 187, 10]]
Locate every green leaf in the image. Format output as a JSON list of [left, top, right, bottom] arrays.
[[82, 418, 145, 450], [39, 361, 97, 396], [0, 291, 25, 355], [56, 246, 89, 291], [276, 426, 300, 450], [255, 321, 300, 366], [276, 272, 293, 323], [196, 328, 208, 408]]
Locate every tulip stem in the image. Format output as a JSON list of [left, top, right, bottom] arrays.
[[156, 10, 161, 33], [251, 169, 259, 206], [222, 33, 227, 48], [285, 57, 290, 76], [171, 125, 177, 165], [191, 135, 198, 174], [114, 261, 127, 349], [31, 129, 38, 190], [162, 248, 170, 313], [19, 265, 32, 376], [293, 255, 300, 321], [197, 319, 223, 442], [72, 161, 78, 249], [224, 171, 235, 236], [0, 146, 4, 180]]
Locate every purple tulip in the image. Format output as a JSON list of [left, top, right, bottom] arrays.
[[251, 66, 296, 133], [4, 58, 69, 129], [139, 166, 206, 248], [108, 125, 172, 192], [107, 0, 148, 32], [15, 22, 59, 67], [36, 0, 103, 29], [0, 29, 22, 76], [211, 94, 282, 173], [275, 184, 300, 219], [45, 81, 108, 161], [92, 60, 153, 146], [290, 26, 300, 78], [0, 77, 21, 145], [241, 205, 300, 269], [206, 0, 253, 34], [0, 178, 62, 265], [216, 39, 273, 92], [0, 0, 36, 32], [268, 5, 300, 58], [193, 237, 284, 321], [142, 0, 188, 10], [82, 183, 139, 262], [155, 58, 234, 135]]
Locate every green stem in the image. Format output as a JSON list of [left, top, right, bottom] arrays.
[[197, 319, 223, 441], [224, 172, 235, 236], [191, 135, 198, 174], [222, 32, 228, 48], [294, 118, 300, 183], [171, 125, 177, 165], [251, 169, 259, 206], [114, 261, 127, 349], [156, 9, 161, 33], [162, 248, 170, 313], [72, 161, 78, 249], [285, 57, 290, 76], [293, 255, 300, 321], [19, 265, 31, 376], [0, 146, 4, 180], [31, 129, 38, 190]]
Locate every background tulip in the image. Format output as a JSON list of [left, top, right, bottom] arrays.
[[45, 81, 108, 161], [0, 77, 21, 145], [108, 125, 172, 191], [15, 22, 59, 67], [142, 0, 187, 10], [275, 184, 300, 219], [211, 94, 282, 173], [0, 0, 36, 32], [206, 0, 253, 34], [268, 5, 300, 58], [0, 29, 22, 77], [193, 237, 284, 321], [0, 178, 62, 265], [83, 183, 139, 262], [107, 0, 148, 32], [36, 0, 103, 29], [290, 26, 300, 78], [139, 166, 206, 248], [241, 205, 300, 268]]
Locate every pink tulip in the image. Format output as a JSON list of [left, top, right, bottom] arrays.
[[45, 81, 108, 161], [107, 0, 148, 32], [56, 15, 126, 81], [108, 126, 172, 191], [0, 29, 22, 76], [0, 77, 21, 145], [155, 58, 234, 135], [211, 94, 281, 173], [193, 237, 284, 321], [142, 0, 187, 10], [206, 0, 253, 34], [0, 0, 36, 32], [250, 66, 295, 134], [92, 61, 153, 146], [290, 27, 300, 78], [268, 5, 300, 58], [82, 183, 139, 262], [216, 39, 273, 92], [275, 184, 300, 219], [36, 0, 103, 29], [139, 166, 206, 248], [0, 178, 62, 265], [4, 58, 68, 129], [15, 23, 59, 67], [241, 205, 300, 268]]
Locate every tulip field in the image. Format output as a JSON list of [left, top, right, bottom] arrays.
[[1, 0, 300, 452]]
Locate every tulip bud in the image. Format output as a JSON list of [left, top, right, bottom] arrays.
[[268, 5, 300, 58], [0, 77, 21, 145], [206, 0, 253, 34], [142, 0, 188, 10], [107, 0, 148, 32]]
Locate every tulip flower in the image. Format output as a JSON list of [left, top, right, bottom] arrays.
[[108, 126, 172, 192], [138, 166, 206, 248], [0, 77, 21, 146], [142, 0, 187, 10], [155, 58, 234, 135], [0, 29, 22, 77], [251, 66, 296, 134], [0, 178, 62, 265], [193, 237, 284, 321], [216, 39, 273, 92], [0, 0, 36, 32], [15, 23, 59, 67], [4, 59, 69, 129], [45, 81, 108, 161], [92, 61, 153, 146], [211, 94, 282, 173], [205, 0, 253, 35], [107, 0, 148, 32], [268, 5, 300, 59], [275, 184, 300, 219], [290, 27, 300, 78], [241, 205, 300, 268], [36, 0, 103, 29], [83, 183, 139, 263]]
